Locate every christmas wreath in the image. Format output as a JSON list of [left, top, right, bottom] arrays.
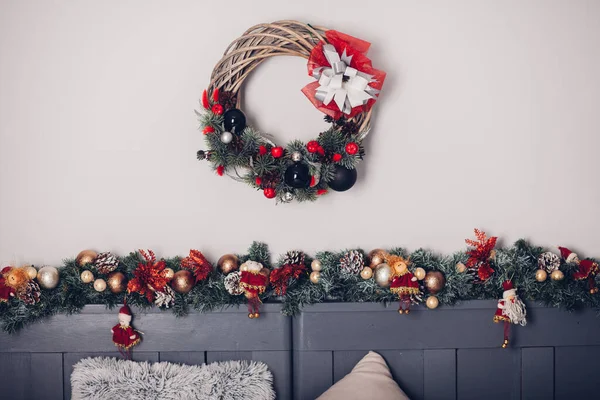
[[196, 21, 386, 202]]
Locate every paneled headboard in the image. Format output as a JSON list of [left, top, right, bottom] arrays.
[[1, 301, 599, 399]]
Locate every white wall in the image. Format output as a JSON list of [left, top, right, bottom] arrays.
[[1, 0, 599, 266]]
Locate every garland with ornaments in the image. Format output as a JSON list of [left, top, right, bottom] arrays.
[[1, 230, 599, 348], [195, 21, 385, 203]]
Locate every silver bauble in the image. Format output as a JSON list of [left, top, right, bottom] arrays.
[[37, 266, 60, 289], [220, 131, 233, 144], [374, 263, 392, 287], [291, 151, 303, 162], [282, 192, 294, 202]]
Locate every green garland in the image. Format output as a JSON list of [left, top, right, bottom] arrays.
[[1, 240, 598, 334]]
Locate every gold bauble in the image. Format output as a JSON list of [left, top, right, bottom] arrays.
[[76, 250, 98, 267], [171, 270, 194, 294], [310, 271, 321, 284], [311, 259, 322, 272], [107, 272, 127, 294], [37, 266, 60, 289], [217, 254, 239, 274], [424, 271, 446, 294], [489, 249, 497, 261], [426, 296, 439, 309], [456, 262, 467, 273], [374, 263, 392, 288], [80, 270, 94, 284], [550, 270, 564, 281], [164, 268, 175, 280], [368, 249, 387, 269], [535, 269, 548, 282], [414, 267, 426, 280], [24, 266, 38, 280], [360, 267, 373, 280], [93, 278, 107, 292]]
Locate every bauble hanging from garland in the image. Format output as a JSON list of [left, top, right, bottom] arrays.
[[37, 266, 60, 289], [424, 271, 446, 294], [171, 270, 194, 294], [217, 254, 239, 275], [107, 272, 127, 294], [76, 250, 98, 267]]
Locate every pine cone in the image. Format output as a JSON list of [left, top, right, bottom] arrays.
[[340, 250, 365, 275], [281, 250, 305, 266], [18, 281, 41, 305], [224, 271, 244, 295], [154, 285, 175, 309], [94, 252, 119, 275], [218, 91, 238, 111], [538, 252, 561, 272]]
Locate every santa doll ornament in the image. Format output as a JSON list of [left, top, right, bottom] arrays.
[[111, 305, 142, 359], [493, 280, 527, 348], [559, 246, 599, 294], [239, 261, 269, 319], [387, 255, 420, 314]]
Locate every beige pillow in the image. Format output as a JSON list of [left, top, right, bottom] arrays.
[[317, 351, 409, 400]]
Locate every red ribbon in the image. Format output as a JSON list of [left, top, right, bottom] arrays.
[[301, 30, 386, 120]]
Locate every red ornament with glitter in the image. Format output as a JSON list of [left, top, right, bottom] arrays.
[[332, 153, 342, 162], [465, 229, 497, 282], [181, 250, 213, 283], [258, 145, 268, 155], [127, 250, 170, 303], [202, 126, 215, 135]]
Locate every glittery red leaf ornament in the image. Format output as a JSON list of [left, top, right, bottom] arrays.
[[127, 249, 169, 303], [181, 250, 213, 283]]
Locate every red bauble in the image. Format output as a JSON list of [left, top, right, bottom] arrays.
[[307, 141, 320, 153], [271, 147, 284, 158], [332, 153, 342, 162], [258, 145, 268, 155], [317, 146, 325, 156], [345, 142, 359, 155], [317, 189, 328, 195], [211, 104, 224, 115], [263, 188, 276, 199], [255, 176, 262, 186], [202, 126, 215, 135], [216, 165, 225, 176]]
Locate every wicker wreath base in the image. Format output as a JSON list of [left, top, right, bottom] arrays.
[[196, 20, 385, 203]]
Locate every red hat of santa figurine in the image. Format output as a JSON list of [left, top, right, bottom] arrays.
[[118, 305, 133, 322], [558, 247, 580, 264], [502, 280, 516, 300]]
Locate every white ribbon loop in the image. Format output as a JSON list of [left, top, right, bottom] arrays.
[[312, 44, 378, 115]]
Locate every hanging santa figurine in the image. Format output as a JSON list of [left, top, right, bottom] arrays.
[[493, 280, 527, 348], [239, 261, 269, 319], [559, 246, 599, 294], [387, 255, 420, 314], [111, 304, 142, 359]]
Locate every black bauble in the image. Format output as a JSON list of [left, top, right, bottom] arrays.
[[223, 109, 246, 134], [284, 162, 311, 189], [328, 165, 357, 192]]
